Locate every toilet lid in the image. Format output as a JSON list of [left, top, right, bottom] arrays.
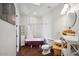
[[42, 44, 50, 49]]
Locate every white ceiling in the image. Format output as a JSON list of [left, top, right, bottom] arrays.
[[16, 3, 64, 16]]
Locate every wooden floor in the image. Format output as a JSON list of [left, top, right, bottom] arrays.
[[17, 46, 79, 56], [17, 46, 53, 56]]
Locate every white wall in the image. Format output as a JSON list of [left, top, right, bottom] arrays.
[[15, 3, 20, 52], [0, 19, 16, 56], [42, 4, 64, 39], [42, 15, 52, 39]]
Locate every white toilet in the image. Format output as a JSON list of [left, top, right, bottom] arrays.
[[42, 44, 51, 55], [41, 39, 51, 55]]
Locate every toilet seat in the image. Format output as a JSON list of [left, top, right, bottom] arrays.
[[42, 45, 50, 49], [41, 44, 51, 55]]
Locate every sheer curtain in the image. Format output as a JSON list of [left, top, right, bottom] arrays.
[[27, 24, 33, 38], [26, 16, 42, 39]]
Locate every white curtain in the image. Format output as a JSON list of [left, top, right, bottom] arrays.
[[27, 25, 33, 39], [26, 16, 42, 39]]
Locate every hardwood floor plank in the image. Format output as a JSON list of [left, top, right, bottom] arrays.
[[17, 46, 53, 56]]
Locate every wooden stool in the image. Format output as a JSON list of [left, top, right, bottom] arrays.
[[52, 39, 67, 56], [52, 44, 61, 56]]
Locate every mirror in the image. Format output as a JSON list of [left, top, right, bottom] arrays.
[[62, 11, 77, 36], [67, 11, 77, 28]]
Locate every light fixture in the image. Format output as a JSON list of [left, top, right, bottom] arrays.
[[61, 4, 70, 15], [67, 9, 75, 15]]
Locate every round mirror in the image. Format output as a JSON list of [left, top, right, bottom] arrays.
[[67, 11, 77, 28]]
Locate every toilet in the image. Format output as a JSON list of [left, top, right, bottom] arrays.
[[41, 38, 51, 55], [42, 44, 51, 55]]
